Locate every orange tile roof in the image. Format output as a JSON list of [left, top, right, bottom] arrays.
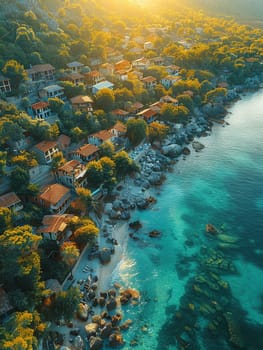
[[87, 70, 101, 77], [112, 109, 129, 116], [57, 159, 84, 174], [35, 141, 58, 153], [141, 76, 157, 83], [0, 192, 21, 208], [37, 214, 74, 233], [160, 95, 178, 104], [111, 122, 126, 133], [31, 101, 49, 110], [91, 130, 113, 142], [39, 184, 71, 206], [75, 143, 99, 157], [70, 95, 93, 104], [137, 108, 157, 119]]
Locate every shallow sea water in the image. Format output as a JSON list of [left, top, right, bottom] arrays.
[[107, 90, 263, 349]]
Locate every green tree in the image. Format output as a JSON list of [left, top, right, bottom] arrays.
[[114, 151, 138, 179], [51, 288, 80, 322], [10, 151, 38, 169], [100, 156, 116, 191], [51, 151, 65, 170], [48, 97, 65, 113], [60, 241, 79, 278], [95, 88, 115, 112], [126, 118, 148, 147], [148, 121, 169, 143], [0, 151, 7, 175], [2, 60, 26, 90], [177, 94, 195, 112], [99, 141, 115, 158], [114, 87, 134, 109], [73, 219, 99, 247], [204, 87, 227, 104], [0, 311, 43, 350], [10, 166, 29, 194], [0, 207, 12, 234], [86, 161, 103, 189], [76, 187, 92, 214]]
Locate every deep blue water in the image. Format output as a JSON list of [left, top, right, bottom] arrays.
[[110, 90, 263, 349]]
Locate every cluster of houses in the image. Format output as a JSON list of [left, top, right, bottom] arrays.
[[0, 52, 183, 245]]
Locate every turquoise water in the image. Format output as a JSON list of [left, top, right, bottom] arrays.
[[111, 91, 263, 349]]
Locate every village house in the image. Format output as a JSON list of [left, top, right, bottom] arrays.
[[39, 84, 65, 100], [150, 57, 165, 66], [99, 63, 114, 77], [0, 75, 11, 93], [128, 70, 143, 80], [92, 80, 114, 94], [114, 60, 131, 72], [34, 140, 59, 164], [70, 95, 93, 112], [125, 101, 144, 114], [114, 70, 128, 81], [72, 143, 99, 163], [129, 46, 144, 57], [30, 101, 51, 120], [88, 130, 113, 146], [55, 159, 87, 189], [37, 214, 75, 242], [110, 121, 127, 138], [165, 65, 181, 76], [36, 183, 72, 214], [149, 101, 164, 113], [26, 64, 55, 82], [111, 109, 129, 121], [137, 108, 158, 124], [132, 57, 151, 70], [84, 70, 104, 87], [141, 76, 157, 90], [160, 95, 178, 106], [0, 192, 23, 214], [161, 75, 180, 89], [66, 61, 84, 73], [60, 72, 84, 86]]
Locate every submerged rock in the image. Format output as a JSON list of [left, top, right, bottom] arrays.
[[192, 141, 205, 152]]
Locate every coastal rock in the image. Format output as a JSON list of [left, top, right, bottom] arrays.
[[206, 223, 218, 234], [162, 144, 183, 157], [148, 230, 161, 238], [99, 248, 112, 264], [100, 322, 113, 338], [182, 147, 191, 155], [89, 336, 103, 350], [73, 335, 84, 350], [98, 297, 106, 307], [111, 313, 122, 326], [85, 323, 98, 337], [77, 303, 89, 321], [192, 141, 205, 152], [202, 103, 226, 117], [129, 220, 142, 231], [120, 319, 133, 330], [120, 210, 130, 220], [106, 297, 117, 311], [108, 333, 125, 347]]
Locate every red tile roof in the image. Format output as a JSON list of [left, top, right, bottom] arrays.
[[141, 76, 157, 83], [137, 108, 157, 119], [111, 122, 127, 133], [31, 101, 49, 110], [75, 143, 99, 157], [91, 130, 113, 142], [112, 109, 129, 116], [57, 134, 71, 147], [37, 214, 74, 233], [39, 184, 71, 205], [0, 192, 21, 208], [57, 159, 84, 174], [35, 141, 58, 153]]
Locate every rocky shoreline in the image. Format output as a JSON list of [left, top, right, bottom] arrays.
[[58, 83, 263, 349]]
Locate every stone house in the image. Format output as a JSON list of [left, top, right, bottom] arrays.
[[0, 192, 23, 214], [137, 108, 158, 124], [26, 64, 55, 82], [72, 143, 99, 163], [141, 76, 157, 90], [39, 84, 65, 100], [88, 130, 113, 146], [34, 141, 59, 164], [66, 61, 84, 73], [70, 95, 93, 112], [37, 214, 75, 242], [30, 101, 51, 120], [55, 159, 87, 189], [36, 183, 72, 214]]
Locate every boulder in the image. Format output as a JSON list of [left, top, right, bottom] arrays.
[[108, 333, 125, 347], [120, 210, 130, 220], [182, 147, 191, 155], [100, 322, 113, 338], [89, 336, 103, 350], [85, 323, 98, 337], [106, 297, 117, 311], [77, 303, 89, 321], [99, 248, 112, 264], [192, 141, 205, 152], [162, 144, 183, 157], [205, 223, 218, 234], [148, 230, 161, 238]]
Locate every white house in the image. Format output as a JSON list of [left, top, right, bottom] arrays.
[[92, 80, 114, 94]]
